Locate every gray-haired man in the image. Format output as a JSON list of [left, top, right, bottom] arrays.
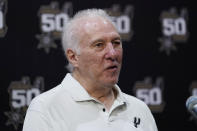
[[23, 9, 158, 131]]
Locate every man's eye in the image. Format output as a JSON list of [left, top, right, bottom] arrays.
[[113, 41, 121, 45], [95, 43, 103, 47]]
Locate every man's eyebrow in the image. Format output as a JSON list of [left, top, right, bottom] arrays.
[[112, 36, 121, 41], [90, 35, 121, 45], [90, 39, 105, 45]]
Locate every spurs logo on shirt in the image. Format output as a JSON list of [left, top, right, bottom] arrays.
[[75, 118, 143, 131], [133, 117, 141, 128]]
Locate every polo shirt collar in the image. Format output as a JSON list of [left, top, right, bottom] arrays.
[[61, 73, 128, 104], [61, 73, 92, 101]]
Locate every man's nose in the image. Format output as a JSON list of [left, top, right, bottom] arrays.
[[105, 43, 116, 60]]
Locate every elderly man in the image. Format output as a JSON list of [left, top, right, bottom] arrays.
[[23, 9, 158, 131]]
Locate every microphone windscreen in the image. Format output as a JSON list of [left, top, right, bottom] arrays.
[[186, 96, 197, 111]]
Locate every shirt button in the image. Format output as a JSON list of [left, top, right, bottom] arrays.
[[103, 108, 106, 112], [109, 118, 114, 122]]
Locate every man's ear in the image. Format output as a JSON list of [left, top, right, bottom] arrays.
[[66, 49, 79, 67]]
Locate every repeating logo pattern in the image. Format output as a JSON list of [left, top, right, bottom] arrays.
[[133, 77, 165, 112], [36, 2, 134, 54], [4, 76, 44, 130], [158, 7, 189, 55], [36, 1, 73, 53], [0, 0, 7, 37]]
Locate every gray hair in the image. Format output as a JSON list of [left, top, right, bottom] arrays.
[[62, 8, 115, 72]]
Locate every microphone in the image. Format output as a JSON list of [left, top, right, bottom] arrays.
[[186, 96, 197, 119]]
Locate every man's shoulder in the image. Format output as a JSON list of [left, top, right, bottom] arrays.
[[27, 84, 70, 112]]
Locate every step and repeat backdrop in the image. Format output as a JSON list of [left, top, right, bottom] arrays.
[[0, 0, 196, 130]]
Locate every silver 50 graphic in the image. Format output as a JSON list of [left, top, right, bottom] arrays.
[[136, 87, 162, 105], [163, 17, 186, 36], [11, 88, 41, 108], [159, 8, 188, 55], [133, 77, 165, 112], [5, 76, 44, 130], [41, 13, 69, 33], [9, 76, 44, 109]]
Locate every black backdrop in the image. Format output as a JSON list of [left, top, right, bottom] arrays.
[[0, 0, 197, 131]]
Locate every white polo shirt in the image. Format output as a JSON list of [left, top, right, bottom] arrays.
[[23, 73, 158, 131]]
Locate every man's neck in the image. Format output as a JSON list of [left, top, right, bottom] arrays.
[[72, 72, 116, 111], [99, 90, 116, 111]]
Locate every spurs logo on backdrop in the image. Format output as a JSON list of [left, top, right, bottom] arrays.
[[36, 1, 73, 53], [133, 77, 165, 113], [105, 4, 134, 41], [158, 7, 189, 55], [4, 76, 44, 130], [0, 0, 7, 37]]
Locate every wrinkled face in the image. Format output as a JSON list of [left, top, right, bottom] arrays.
[[75, 17, 123, 88]]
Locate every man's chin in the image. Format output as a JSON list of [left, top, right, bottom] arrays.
[[103, 78, 118, 87]]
